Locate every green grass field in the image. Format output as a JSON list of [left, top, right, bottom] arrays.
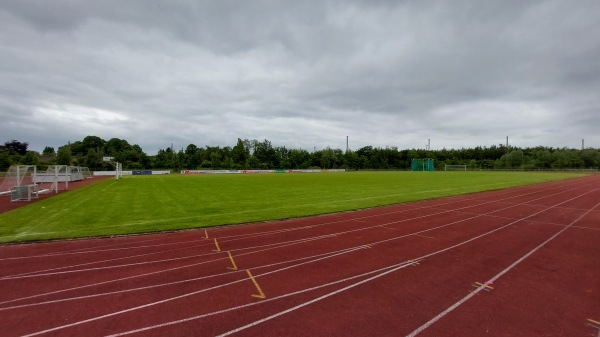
[[0, 171, 585, 243]]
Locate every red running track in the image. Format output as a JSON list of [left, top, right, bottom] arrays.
[[0, 175, 599, 337]]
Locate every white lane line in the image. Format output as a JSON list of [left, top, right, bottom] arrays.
[[24, 181, 589, 337], [0, 198, 512, 280], [405, 200, 600, 337], [181, 186, 600, 337], [17, 246, 369, 337], [2, 179, 586, 306], [0, 233, 362, 307], [0, 242, 214, 279], [0, 246, 364, 311], [106, 260, 423, 337], [0, 178, 574, 280], [0, 250, 220, 280], [0, 238, 207, 261]]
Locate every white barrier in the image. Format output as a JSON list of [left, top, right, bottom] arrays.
[[181, 169, 345, 174], [92, 170, 171, 176], [93, 171, 132, 176]]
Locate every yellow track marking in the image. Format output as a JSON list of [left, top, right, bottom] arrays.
[[213, 238, 221, 252], [226, 251, 238, 270], [204, 230, 209, 239], [246, 270, 266, 299], [473, 281, 494, 291]]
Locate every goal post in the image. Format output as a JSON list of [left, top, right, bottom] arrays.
[[411, 158, 435, 172], [0, 165, 37, 196], [103, 157, 122, 180], [444, 165, 467, 171]]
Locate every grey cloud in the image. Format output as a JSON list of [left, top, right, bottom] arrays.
[[1, 0, 599, 154]]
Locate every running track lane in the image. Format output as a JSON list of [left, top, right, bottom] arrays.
[[0, 175, 598, 336]]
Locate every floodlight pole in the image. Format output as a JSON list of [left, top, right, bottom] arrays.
[[346, 136, 349, 154]]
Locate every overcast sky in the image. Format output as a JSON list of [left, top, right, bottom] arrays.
[[1, 0, 599, 155]]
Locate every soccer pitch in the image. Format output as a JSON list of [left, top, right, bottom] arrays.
[[0, 171, 584, 243]]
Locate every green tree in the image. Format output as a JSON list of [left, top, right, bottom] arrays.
[[85, 148, 99, 170], [231, 138, 249, 168], [82, 136, 106, 154], [42, 146, 55, 155], [0, 152, 10, 171], [23, 151, 40, 166], [56, 146, 72, 165], [184, 144, 200, 169], [3, 140, 28, 155]]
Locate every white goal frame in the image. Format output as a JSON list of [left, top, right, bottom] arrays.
[[0, 165, 37, 196], [103, 157, 123, 180]]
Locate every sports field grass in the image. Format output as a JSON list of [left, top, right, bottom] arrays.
[[0, 171, 585, 243]]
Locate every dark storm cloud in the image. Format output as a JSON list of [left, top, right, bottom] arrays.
[[1, 0, 599, 153]]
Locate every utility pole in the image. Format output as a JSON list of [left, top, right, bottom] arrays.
[[582, 139, 584, 150], [506, 136, 509, 154]]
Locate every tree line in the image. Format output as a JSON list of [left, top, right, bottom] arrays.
[[1, 137, 599, 172]]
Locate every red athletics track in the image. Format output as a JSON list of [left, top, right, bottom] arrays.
[[0, 175, 599, 337]]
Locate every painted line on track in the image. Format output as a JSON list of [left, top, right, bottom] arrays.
[[405, 198, 600, 337], [17, 245, 370, 337], [2, 179, 588, 308], [177, 183, 600, 337], [106, 259, 423, 337], [0, 237, 210, 261], [0, 243, 365, 310], [212, 185, 600, 337], [5, 177, 596, 334]]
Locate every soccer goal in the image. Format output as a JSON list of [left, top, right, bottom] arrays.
[[411, 158, 435, 172], [445, 165, 467, 171], [81, 167, 93, 179], [0, 165, 37, 196]]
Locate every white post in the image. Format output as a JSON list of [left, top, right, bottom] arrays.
[[65, 166, 69, 190], [54, 166, 59, 193]]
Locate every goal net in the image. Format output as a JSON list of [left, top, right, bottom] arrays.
[[411, 159, 435, 172], [445, 165, 467, 171], [33, 165, 70, 193], [10, 184, 39, 202], [0, 165, 37, 196], [81, 167, 93, 179]]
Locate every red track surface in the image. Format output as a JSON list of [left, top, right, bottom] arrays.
[[1, 175, 599, 337]]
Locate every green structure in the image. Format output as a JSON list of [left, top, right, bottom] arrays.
[[411, 158, 435, 171]]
